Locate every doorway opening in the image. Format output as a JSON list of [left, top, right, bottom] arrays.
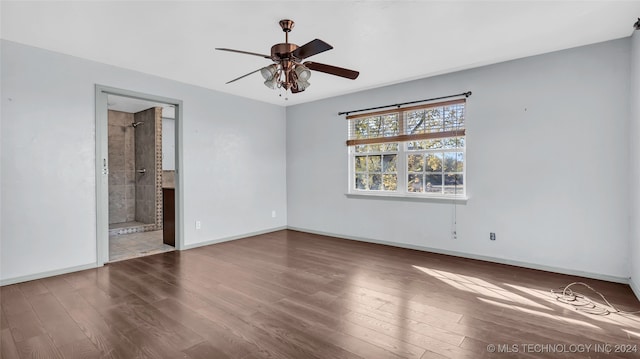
[[95, 86, 183, 265]]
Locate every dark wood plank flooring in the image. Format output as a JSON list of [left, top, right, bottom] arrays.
[[1, 230, 639, 358]]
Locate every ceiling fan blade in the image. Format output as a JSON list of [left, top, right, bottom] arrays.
[[304, 62, 359, 80], [225, 68, 263, 84], [292, 39, 333, 60], [216, 48, 271, 59]]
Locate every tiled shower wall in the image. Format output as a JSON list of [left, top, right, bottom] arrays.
[[108, 110, 136, 224], [134, 107, 163, 228]]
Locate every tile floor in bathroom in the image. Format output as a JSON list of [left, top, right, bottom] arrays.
[[109, 230, 174, 262]]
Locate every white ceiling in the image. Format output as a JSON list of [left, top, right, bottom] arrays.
[[2, 1, 639, 106]]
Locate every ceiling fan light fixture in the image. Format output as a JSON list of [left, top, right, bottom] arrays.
[[264, 76, 278, 89], [260, 64, 278, 80], [294, 64, 311, 81], [296, 79, 310, 91], [216, 19, 359, 95]]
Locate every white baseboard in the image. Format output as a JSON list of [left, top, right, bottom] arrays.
[[288, 226, 630, 285], [630, 277, 640, 302], [182, 226, 287, 250], [1, 262, 98, 286]]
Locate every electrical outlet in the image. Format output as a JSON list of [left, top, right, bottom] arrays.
[[490, 232, 496, 240], [272, 210, 276, 218], [195, 220, 201, 230]]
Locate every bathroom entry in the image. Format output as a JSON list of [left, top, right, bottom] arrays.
[[105, 94, 176, 262]]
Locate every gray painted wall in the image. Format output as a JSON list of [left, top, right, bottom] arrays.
[[0, 40, 287, 282], [287, 38, 631, 281], [630, 29, 640, 296], [163, 117, 176, 171]]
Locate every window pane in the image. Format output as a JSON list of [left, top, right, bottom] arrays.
[[407, 109, 446, 134], [369, 174, 382, 190], [355, 145, 368, 153], [382, 114, 399, 137], [443, 104, 465, 131], [408, 139, 442, 151], [444, 152, 464, 172], [408, 174, 423, 192], [445, 174, 463, 185], [366, 117, 382, 138], [407, 154, 424, 172], [367, 155, 382, 172], [442, 137, 465, 149], [382, 143, 399, 151], [425, 174, 443, 186], [355, 156, 367, 173], [382, 154, 397, 173], [368, 144, 381, 152], [406, 111, 425, 134], [353, 118, 373, 139], [383, 174, 397, 190], [352, 114, 400, 140], [355, 174, 367, 189], [425, 173, 442, 193], [426, 153, 443, 171], [425, 108, 444, 133], [444, 178, 464, 194]]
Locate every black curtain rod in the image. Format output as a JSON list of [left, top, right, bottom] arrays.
[[338, 91, 472, 116]]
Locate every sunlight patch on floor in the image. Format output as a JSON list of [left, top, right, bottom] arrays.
[[623, 329, 640, 339], [509, 283, 640, 328], [477, 297, 600, 330], [412, 265, 550, 310]]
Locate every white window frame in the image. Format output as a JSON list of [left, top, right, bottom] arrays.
[[346, 100, 467, 200]]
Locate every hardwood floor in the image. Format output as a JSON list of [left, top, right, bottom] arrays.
[[2, 230, 639, 359]]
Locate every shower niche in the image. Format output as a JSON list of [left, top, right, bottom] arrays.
[[107, 107, 163, 236]]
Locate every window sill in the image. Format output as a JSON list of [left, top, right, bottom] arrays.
[[345, 192, 468, 204]]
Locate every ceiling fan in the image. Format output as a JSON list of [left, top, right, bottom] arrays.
[[216, 19, 359, 94]]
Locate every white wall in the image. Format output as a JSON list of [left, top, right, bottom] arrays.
[[287, 39, 631, 281], [0, 40, 287, 283], [630, 29, 640, 297], [162, 117, 175, 170]]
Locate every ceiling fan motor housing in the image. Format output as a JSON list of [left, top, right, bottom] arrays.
[[271, 43, 299, 61]]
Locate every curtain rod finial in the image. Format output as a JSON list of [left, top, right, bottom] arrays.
[[465, 91, 472, 97]]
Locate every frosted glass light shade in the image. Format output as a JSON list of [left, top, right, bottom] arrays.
[[260, 64, 278, 80], [296, 79, 310, 91], [295, 65, 311, 81], [264, 76, 278, 89]]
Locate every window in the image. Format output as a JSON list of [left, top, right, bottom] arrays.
[[347, 99, 466, 198]]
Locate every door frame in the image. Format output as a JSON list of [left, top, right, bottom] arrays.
[[95, 85, 184, 266]]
